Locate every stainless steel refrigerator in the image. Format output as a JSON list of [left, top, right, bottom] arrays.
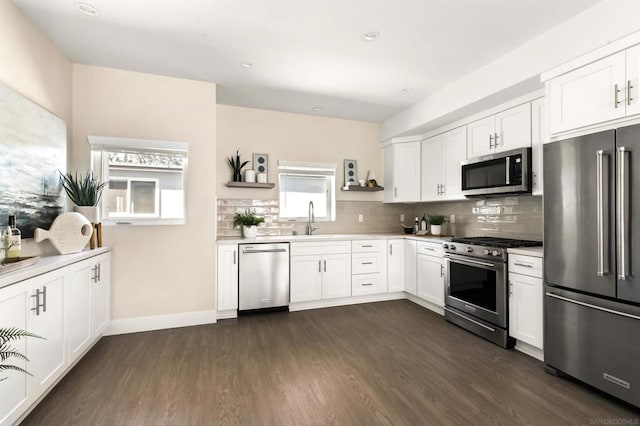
[[544, 124, 640, 408]]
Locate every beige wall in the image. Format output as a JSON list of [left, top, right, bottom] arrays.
[[0, 0, 72, 124], [217, 105, 382, 202], [73, 64, 217, 320]]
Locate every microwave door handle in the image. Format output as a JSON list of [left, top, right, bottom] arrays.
[[505, 156, 510, 185]]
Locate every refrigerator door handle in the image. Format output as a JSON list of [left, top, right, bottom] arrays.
[[596, 150, 609, 276], [617, 146, 630, 280]]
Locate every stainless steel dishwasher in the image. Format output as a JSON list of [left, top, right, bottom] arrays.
[[238, 242, 290, 312]]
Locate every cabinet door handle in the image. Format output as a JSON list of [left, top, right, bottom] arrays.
[[441, 183, 445, 196], [615, 83, 621, 108], [489, 133, 494, 149], [394, 187, 398, 198], [509, 282, 513, 296], [97, 263, 102, 282], [324, 260, 327, 272], [440, 264, 444, 277], [494, 132, 499, 147], [91, 265, 99, 282], [233, 250, 236, 265], [30, 286, 46, 316], [628, 80, 634, 106], [318, 260, 322, 273]]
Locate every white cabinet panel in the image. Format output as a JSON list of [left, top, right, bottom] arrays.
[[420, 135, 442, 201], [66, 260, 93, 364], [404, 240, 417, 295], [494, 103, 531, 153], [548, 52, 626, 134], [291, 255, 323, 303], [509, 272, 543, 349], [0, 283, 29, 426], [531, 98, 545, 195], [352, 273, 386, 296], [217, 246, 238, 311], [387, 239, 405, 292], [626, 44, 640, 116], [27, 269, 66, 398], [351, 252, 384, 275], [352, 240, 385, 253], [384, 141, 421, 203], [467, 115, 495, 158], [417, 254, 445, 307], [442, 126, 467, 199], [322, 254, 351, 299], [90, 254, 111, 339]]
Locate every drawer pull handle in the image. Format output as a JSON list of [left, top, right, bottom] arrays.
[[513, 262, 533, 268], [425, 248, 435, 252], [361, 245, 374, 248], [361, 283, 374, 286], [361, 262, 374, 265]]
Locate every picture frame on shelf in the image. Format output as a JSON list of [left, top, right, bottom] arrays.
[[344, 159, 357, 186], [253, 153, 269, 177]]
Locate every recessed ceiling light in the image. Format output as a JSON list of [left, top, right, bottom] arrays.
[[312, 106, 323, 111], [400, 88, 413, 94], [240, 61, 253, 69], [361, 30, 380, 42], [75, 2, 99, 16]]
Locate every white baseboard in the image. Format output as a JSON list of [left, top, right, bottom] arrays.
[[217, 309, 238, 320], [514, 340, 544, 361], [405, 293, 445, 316], [289, 292, 405, 312], [105, 309, 217, 336]]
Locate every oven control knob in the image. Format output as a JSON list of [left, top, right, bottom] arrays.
[[483, 249, 489, 255], [466, 247, 473, 253], [492, 250, 499, 256], [443, 243, 449, 249], [450, 245, 456, 250]]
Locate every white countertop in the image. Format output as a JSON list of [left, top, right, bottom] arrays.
[[0, 246, 111, 290], [507, 246, 543, 258], [216, 233, 452, 245]]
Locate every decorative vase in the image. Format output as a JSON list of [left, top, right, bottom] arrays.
[[242, 225, 257, 238], [430, 224, 442, 236], [233, 171, 242, 182], [74, 206, 100, 223], [244, 169, 256, 183]]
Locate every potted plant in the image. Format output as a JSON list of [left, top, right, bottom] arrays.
[[226, 149, 250, 182], [428, 215, 447, 236], [233, 209, 265, 238], [1, 327, 42, 381], [59, 170, 107, 223]]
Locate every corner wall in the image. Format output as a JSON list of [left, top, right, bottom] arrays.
[[72, 64, 217, 321]]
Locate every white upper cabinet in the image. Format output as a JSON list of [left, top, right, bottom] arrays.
[[626, 44, 640, 117], [468, 103, 531, 158], [547, 52, 626, 134], [384, 141, 421, 203], [421, 126, 466, 201]]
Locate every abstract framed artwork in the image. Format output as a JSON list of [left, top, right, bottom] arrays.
[[0, 83, 67, 238]]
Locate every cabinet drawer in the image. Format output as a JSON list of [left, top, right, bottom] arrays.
[[352, 252, 385, 274], [291, 241, 351, 256], [509, 254, 543, 278], [352, 273, 387, 296], [417, 242, 443, 257], [352, 239, 385, 253]]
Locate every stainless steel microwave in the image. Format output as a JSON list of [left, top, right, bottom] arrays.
[[461, 147, 531, 197]]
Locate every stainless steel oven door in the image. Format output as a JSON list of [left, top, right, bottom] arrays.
[[445, 253, 507, 327]]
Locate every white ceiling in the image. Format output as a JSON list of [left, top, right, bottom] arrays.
[[14, 0, 601, 123]]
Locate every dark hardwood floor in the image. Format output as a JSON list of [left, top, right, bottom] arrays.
[[22, 300, 638, 425]]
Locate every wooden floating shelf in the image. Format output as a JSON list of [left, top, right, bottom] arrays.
[[226, 182, 275, 189], [341, 185, 384, 192]]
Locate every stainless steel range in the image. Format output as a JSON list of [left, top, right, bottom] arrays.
[[443, 236, 542, 348]]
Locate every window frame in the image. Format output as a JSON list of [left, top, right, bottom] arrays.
[[88, 135, 188, 226], [106, 176, 160, 219], [278, 161, 336, 222]]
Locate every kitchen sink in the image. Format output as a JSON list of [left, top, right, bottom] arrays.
[[0, 256, 40, 275]]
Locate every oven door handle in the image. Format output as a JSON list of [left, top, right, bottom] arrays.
[[445, 254, 497, 269]]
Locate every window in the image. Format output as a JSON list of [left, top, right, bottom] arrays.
[[88, 136, 188, 225], [278, 161, 336, 221]]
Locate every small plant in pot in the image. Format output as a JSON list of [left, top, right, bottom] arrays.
[[226, 149, 250, 182], [233, 209, 265, 238], [428, 215, 447, 236], [59, 170, 107, 223]]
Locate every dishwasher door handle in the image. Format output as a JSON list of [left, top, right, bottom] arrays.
[[242, 249, 288, 254]]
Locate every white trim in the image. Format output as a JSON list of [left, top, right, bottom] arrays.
[[405, 293, 445, 316], [216, 309, 238, 320], [88, 135, 189, 152], [289, 292, 405, 312], [514, 340, 544, 361], [548, 115, 640, 142], [541, 29, 640, 82], [104, 309, 217, 335], [277, 160, 337, 172], [380, 134, 423, 147]]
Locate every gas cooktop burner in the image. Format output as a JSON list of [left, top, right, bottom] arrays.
[[450, 236, 542, 249]]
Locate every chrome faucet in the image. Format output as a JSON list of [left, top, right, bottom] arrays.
[[306, 201, 318, 235]]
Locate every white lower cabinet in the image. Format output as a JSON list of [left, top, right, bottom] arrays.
[[216, 245, 238, 311], [351, 240, 386, 296], [387, 239, 405, 292], [0, 251, 110, 426], [404, 240, 417, 295], [290, 242, 351, 303], [508, 253, 544, 350], [416, 243, 445, 307]]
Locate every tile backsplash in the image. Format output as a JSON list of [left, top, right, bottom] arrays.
[[216, 195, 543, 240]]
